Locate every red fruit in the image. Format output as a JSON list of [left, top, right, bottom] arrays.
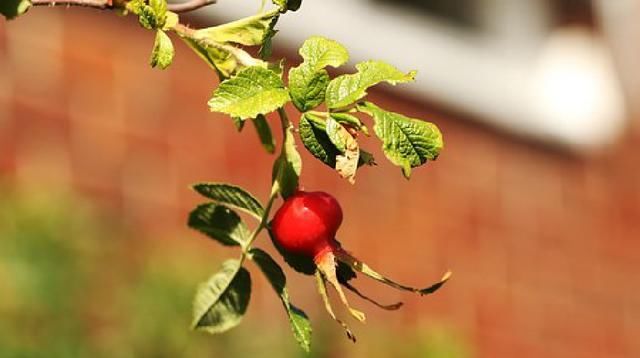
[[271, 190, 342, 262], [271, 188, 451, 343]]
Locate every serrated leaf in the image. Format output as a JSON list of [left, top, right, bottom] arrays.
[[188, 203, 251, 247], [192, 183, 264, 220], [273, 121, 302, 198], [250, 248, 312, 352], [326, 117, 360, 184], [326, 61, 416, 109], [0, 0, 31, 20], [150, 30, 174, 70], [208, 66, 290, 119], [289, 66, 329, 112], [252, 114, 275, 154], [195, 9, 280, 47], [358, 102, 443, 178], [288, 36, 349, 112], [299, 36, 349, 71], [192, 259, 252, 333], [298, 113, 339, 167]]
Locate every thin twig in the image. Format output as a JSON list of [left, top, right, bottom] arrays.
[[30, 0, 112, 8], [167, 0, 217, 13]]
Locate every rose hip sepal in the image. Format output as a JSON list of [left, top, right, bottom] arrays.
[[270, 189, 451, 342]]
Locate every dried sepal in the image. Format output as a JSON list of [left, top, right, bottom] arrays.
[[314, 271, 356, 343], [341, 281, 403, 311], [315, 251, 366, 322], [334, 248, 451, 295]]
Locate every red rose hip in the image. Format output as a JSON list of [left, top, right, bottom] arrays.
[[270, 188, 451, 343], [271, 190, 342, 261]]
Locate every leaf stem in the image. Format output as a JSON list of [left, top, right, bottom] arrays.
[[241, 107, 290, 255], [31, 0, 113, 8]]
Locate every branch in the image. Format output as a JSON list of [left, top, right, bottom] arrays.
[[30, 0, 217, 13], [30, 0, 112, 8], [168, 0, 216, 13]]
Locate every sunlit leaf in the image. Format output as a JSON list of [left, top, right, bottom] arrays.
[[150, 30, 174, 70], [208, 66, 290, 119], [289, 36, 349, 111], [326, 61, 415, 109], [194, 9, 280, 46], [357, 102, 443, 178]]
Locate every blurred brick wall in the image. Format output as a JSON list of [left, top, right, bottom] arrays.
[[1, 9, 639, 358]]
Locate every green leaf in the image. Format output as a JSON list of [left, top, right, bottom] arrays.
[[135, 3, 159, 29], [251, 114, 275, 154], [331, 113, 368, 135], [288, 36, 349, 112], [258, 27, 277, 60], [150, 30, 174, 70], [250, 248, 312, 352], [208, 66, 290, 119], [149, 0, 167, 26], [298, 113, 339, 167], [129, 0, 166, 29], [273, 0, 302, 11], [289, 67, 329, 112], [192, 259, 252, 333], [125, 0, 144, 13], [298, 36, 349, 71], [326, 60, 416, 109], [188, 203, 251, 247], [325, 117, 359, 184], [0, 0, 31, 20], [192, 183, 264, 220], [273, 121, 302, 198], [357, 102, 443, 178], [181, 37, 239, 79], [194, 9, 280, 47]]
